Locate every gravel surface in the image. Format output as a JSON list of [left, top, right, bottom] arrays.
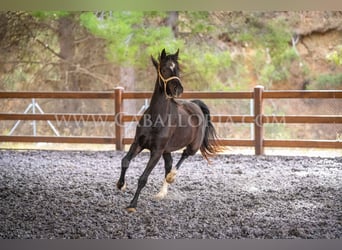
[[0, 150, 341, 239]]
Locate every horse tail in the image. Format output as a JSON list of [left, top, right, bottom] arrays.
[[191, 99, 222, 162]]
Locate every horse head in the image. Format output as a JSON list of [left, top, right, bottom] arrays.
[[151, 48, 183, 99]]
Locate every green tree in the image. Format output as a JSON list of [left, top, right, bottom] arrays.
[[80, 11, 183, 67], [233, 17, 299, 88], [78, 11, 233, 91]]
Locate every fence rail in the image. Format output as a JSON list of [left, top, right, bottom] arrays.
[[1, 86, 341, 155]]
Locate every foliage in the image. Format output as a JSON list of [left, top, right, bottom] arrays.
[[32, 11, 70, 19], [0, 11, 58, 90], [308, 73, 342, 90], [233, 17, 299, 87], [326, 45, 342, 66], [265, 124, 293, 140], [1, 11, 339, 93], [79, 12, 183, 67], [179, 11, 216, 34], [180, 46, 232, 90], [263, 103, 292, 140], [78, 11, 235, 91]]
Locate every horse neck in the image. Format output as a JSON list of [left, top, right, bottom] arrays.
[[149, 80, 172, 118]]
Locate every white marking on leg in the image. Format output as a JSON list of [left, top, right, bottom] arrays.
[[155, 179, 169, 200], [121, 182, 127, 192], [166, 167, 177, 184]]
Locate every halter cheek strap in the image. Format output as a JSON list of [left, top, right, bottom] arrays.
[[158, 65, 182, 99]]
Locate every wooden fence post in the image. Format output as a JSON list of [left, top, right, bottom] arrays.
[[254, 85, 264, 155], [115, 87, 124, 151]]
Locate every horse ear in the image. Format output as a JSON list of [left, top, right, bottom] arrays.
[[151, 55, 158, 69], [161, 48, 166, 59], [174, 49, 179, 60]]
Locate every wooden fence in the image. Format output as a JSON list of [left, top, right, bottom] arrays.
[[0, 86, 341, 155]]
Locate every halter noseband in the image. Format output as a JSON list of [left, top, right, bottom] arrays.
[[158, 64, 182, 99]]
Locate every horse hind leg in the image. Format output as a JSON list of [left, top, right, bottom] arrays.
[[155, 153, 173, 200], [165, 167, 178, 184], [166, 145, 197, 184]]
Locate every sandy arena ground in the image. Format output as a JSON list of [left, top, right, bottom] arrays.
[[0, 150, 341, 239]]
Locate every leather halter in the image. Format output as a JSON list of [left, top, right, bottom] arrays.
[[158, 64, 182, 99]]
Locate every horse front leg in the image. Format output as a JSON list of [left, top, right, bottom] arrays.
[[117, 142, 142, 191], [155, 152, 173, 200], [126, 150, 163, 213]]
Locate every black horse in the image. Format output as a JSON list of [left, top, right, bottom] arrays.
[[116, 48, 221, 212]]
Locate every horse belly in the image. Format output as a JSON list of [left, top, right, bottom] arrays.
[[164, 126, 197, 152]]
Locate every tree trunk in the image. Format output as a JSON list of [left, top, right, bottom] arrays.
[[58, 15, 78, 91], [0, 13, 8, 74], [57, 15, 79, 115], [166, 11, 179, 38], [57, 15, 80, 135]]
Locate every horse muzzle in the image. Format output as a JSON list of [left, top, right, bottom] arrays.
[[167, 80, 183, 98]]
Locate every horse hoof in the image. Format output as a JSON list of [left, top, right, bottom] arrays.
[[154, 192, 166, 200], [117, 181, 126, 191], [126, 207, 137, 213], [166, 169, 177, 184]]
